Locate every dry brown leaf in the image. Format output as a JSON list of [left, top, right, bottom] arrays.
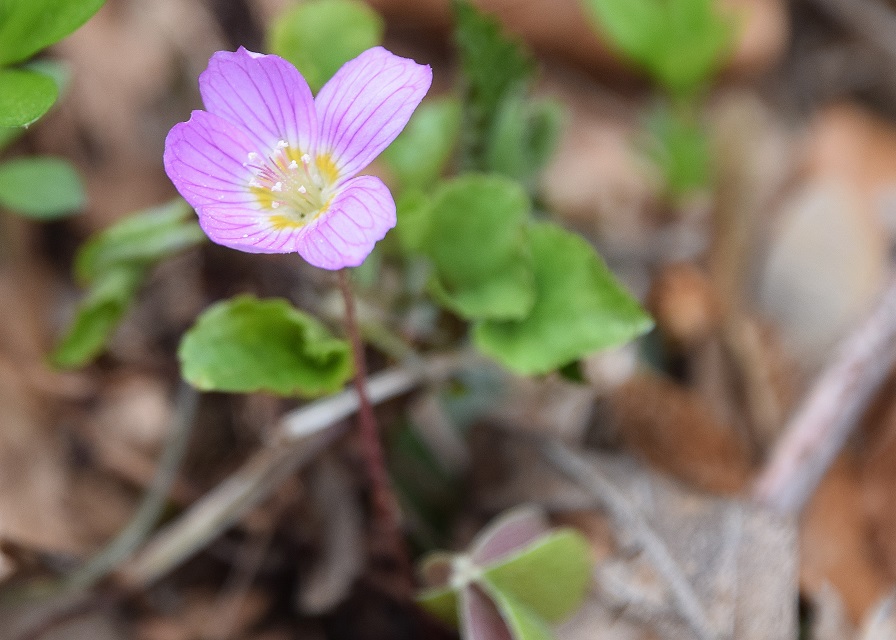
[[801, 456, 890, 624], [810, 583, 857, 640], [858, 592, 896, 640], [606, 372, 752, 494]]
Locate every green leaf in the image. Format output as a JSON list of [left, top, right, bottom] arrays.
[[0, 156, 83, 218], [382, 98, 462, 192], [0, 126, 23, 152], [267, 0, 384, 93], [0, 0, 106, 66], [483, 530, 592, 622], [474, 223, 653, 375], [419, 174, 535, 320], [645, 102, 711, 197], [51, 267, 144, 368], [485, 94, 564, 186], [453, 0, 534, 169], [179, 295, 353, 397], [394, 188, 431, 254], [75, 199, 205, 284], [481, 583, 553, 640], [0, 67, 58, 127], [417, 586, 459, 627], [580, 0, 734, 97]]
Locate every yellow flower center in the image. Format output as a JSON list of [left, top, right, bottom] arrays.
[[245, 141, 340, 229]]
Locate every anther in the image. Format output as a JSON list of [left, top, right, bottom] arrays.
[[288, 160, 299, 170], [276, 140, 288, 149], [272, 181, 283, 192], [271, 201, 280, 209], [297, 186, 307, 194]]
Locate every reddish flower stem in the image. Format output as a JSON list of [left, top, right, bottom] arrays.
[[337, 269, 411, 583]]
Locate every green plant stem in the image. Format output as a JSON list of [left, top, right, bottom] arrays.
[[337, 269, 410, 582]]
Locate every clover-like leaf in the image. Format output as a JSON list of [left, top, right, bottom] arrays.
[[581, 0, 733, 97], [474, 223, 653, 375], [52, 267, 143, 368], [0, 0, 106, 66], [419, 174, 534, 320], [0, 68, 58, 127], [485, 94, 564, 187], [179, 296, 352, 397], [382, 98, 462, 192], [268, 0, 384, 93], [0, 156, 83, 218], [75, 198, 205, 284], [484, 530, 592, 622], [52, 200, 206, 369]]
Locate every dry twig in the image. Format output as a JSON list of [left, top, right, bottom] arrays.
[[753, 272, 896, 514]]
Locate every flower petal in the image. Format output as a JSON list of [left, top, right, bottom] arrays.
[[315, 46, 432, 179], [199, 47, 318, 155], [296, 175, 396, 269], [461, 586, 514, 640], [164, 109, 258, 209]]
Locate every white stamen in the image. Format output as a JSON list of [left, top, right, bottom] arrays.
[[301, 153, 311, 166], [288, 160, 299, 170], [248, 179, 261, 188], [271, 181, 283, 192], [247, 151, 259, 161], [276, 140, 288, 149], [297, 185, 307, 194], [271, 201, 280, 208]]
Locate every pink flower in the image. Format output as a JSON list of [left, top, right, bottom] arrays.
[[163, 46, 432, 269]]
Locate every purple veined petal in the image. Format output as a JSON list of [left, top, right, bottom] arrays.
[[295, 175, 396, 269], [164, 110, 259, 210], [471, 505, 551, 566], [315, 46, 432, 179], [461, 586, 514, 640], [199, 47, 318, 155]]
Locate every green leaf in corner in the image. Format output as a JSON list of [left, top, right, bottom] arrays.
[[75, 199, 205, 284], [474, 223, 653, 375], [0, 156, 83, 218], [483, 530, 592, 622], [0, 0, 106, 66], [179, 296, 353, 397], [382, 98, 462, 193], [453, 0, 534, 169], [267, 0, 384, 93], [0, 68, 58, 127], [417, 586, 459, 627], [51, 267, 144, 368], [419, 174, 534, 320]]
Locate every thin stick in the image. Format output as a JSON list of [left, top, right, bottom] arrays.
[[540, 440, 719, 640], [336, 269, 410, 580], [753, 272, 896, 514]]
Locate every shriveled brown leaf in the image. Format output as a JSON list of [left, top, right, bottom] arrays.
[[606, 372, 752, 493], [801, 456, 890, 623]]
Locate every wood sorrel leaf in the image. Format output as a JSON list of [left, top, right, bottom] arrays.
[[0, 156, 83, 218], [74, 199, 205, 285], [52, 266, 144, 368], [485, 94, 564, 188], [267, 0, 384, 93], [420, 174, 534, 320], [0, 0, 106, 66], [479, 584, 552, 640], [382, 98, 462, 192], [0, 67, 57, 127], [483, 530, 592, 622], [179, 295, 352, 397], [580, 0, 733, 97], [453, 0, 534, 170], [473, 223, 653, 375], [52, 200, 206, 369]]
